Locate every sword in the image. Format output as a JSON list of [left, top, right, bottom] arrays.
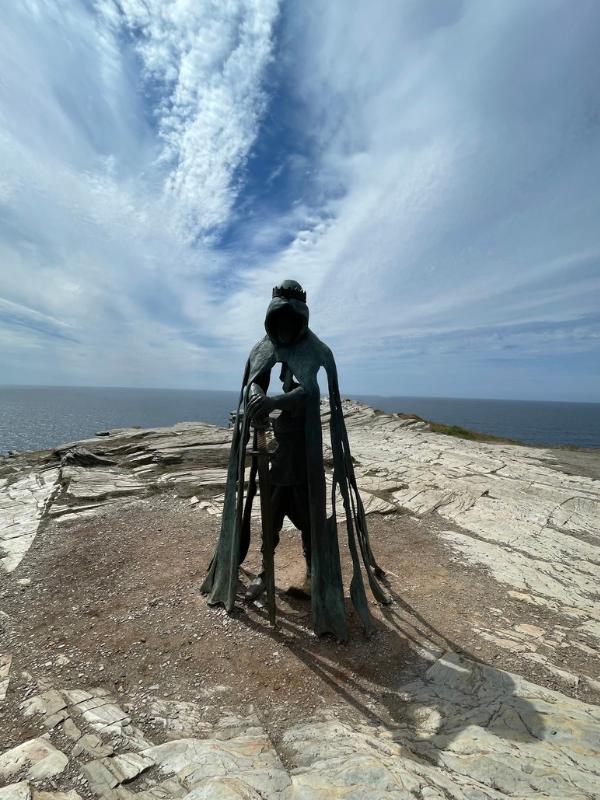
[[253, 418, 276, 626]]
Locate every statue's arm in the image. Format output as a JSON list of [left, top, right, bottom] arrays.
[[247, 377, 306, 418], [250, 370, 270, 395], [270, 386, 306, 412], [247, 370, 271, 419]]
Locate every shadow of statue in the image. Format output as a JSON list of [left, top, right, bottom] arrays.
[[231, 568, 547, 772]]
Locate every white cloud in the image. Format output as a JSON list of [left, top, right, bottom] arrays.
[[99, 0, 280, 239]]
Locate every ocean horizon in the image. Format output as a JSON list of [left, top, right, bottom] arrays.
[[1, 385, 599, 454]]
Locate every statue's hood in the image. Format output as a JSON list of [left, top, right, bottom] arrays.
[[264, 296, 309, 346]]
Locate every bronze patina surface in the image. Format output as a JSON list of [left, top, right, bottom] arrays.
[[202, 280, 391, 640]]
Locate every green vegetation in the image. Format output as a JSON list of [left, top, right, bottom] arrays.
[[388, 410, 520, 445], [427, 420, 518, 444]]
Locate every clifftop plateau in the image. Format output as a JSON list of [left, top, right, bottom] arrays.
[[1, 400, 599, 799]]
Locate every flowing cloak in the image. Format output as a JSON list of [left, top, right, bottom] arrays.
[[201, 294, 391, 641]]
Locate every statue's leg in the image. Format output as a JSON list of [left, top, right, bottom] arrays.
[[285, 484, 311, 570], [286, 484, 312, 597]]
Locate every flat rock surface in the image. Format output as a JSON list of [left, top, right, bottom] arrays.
[[1, 401, 599, 798]]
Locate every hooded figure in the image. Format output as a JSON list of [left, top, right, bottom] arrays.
[[201, 280, 391, 641]]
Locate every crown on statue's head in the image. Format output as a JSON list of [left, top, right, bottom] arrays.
[[272, 279, 306, 303]]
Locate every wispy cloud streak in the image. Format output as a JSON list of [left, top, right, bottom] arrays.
[[99, 0, 280, 239]]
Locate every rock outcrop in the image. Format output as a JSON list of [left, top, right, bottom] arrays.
[[2, 657, 600, 799]]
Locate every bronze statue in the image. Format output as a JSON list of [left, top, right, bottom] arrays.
[[202, 280, 390, 641]]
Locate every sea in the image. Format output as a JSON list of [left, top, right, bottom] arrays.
[[0, 386, 599, 454]]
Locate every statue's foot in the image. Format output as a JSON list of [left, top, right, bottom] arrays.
[[244, 575, 266, 602]]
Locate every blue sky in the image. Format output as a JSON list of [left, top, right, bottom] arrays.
[[1, 0, 599, 401]]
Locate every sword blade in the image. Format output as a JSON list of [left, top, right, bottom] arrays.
[[256, 426, 276, 626]]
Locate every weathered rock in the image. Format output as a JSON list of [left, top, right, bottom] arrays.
[[144, 728, 291, 799], [514, 623, 545, 638], [21, 689, 68, 718], [83, 753, 154, 795], [71, 733, 114, 759], [61, 718, 82, 741], [32, 792, 82, 800], [0, 653, 11, 701], [282, 651, 600, 799], [148, 699, 212, 739], [0, 468, 60, 571], [21, 688, 152, 753], [1, 422, 235, 570], [182, 777, 265, 799], [0, 782, 30, 800], [3, 646, 600, 799], [57, 447, 117, 468], [0, 738, 68, 781]]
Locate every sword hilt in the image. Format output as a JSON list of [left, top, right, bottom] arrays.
[[256, 427, 267, 451]]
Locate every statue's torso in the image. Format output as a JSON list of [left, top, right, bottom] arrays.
[[270, 366, 307, 487]]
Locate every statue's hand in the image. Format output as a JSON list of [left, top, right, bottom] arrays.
[[247, 394, 275, 419]]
